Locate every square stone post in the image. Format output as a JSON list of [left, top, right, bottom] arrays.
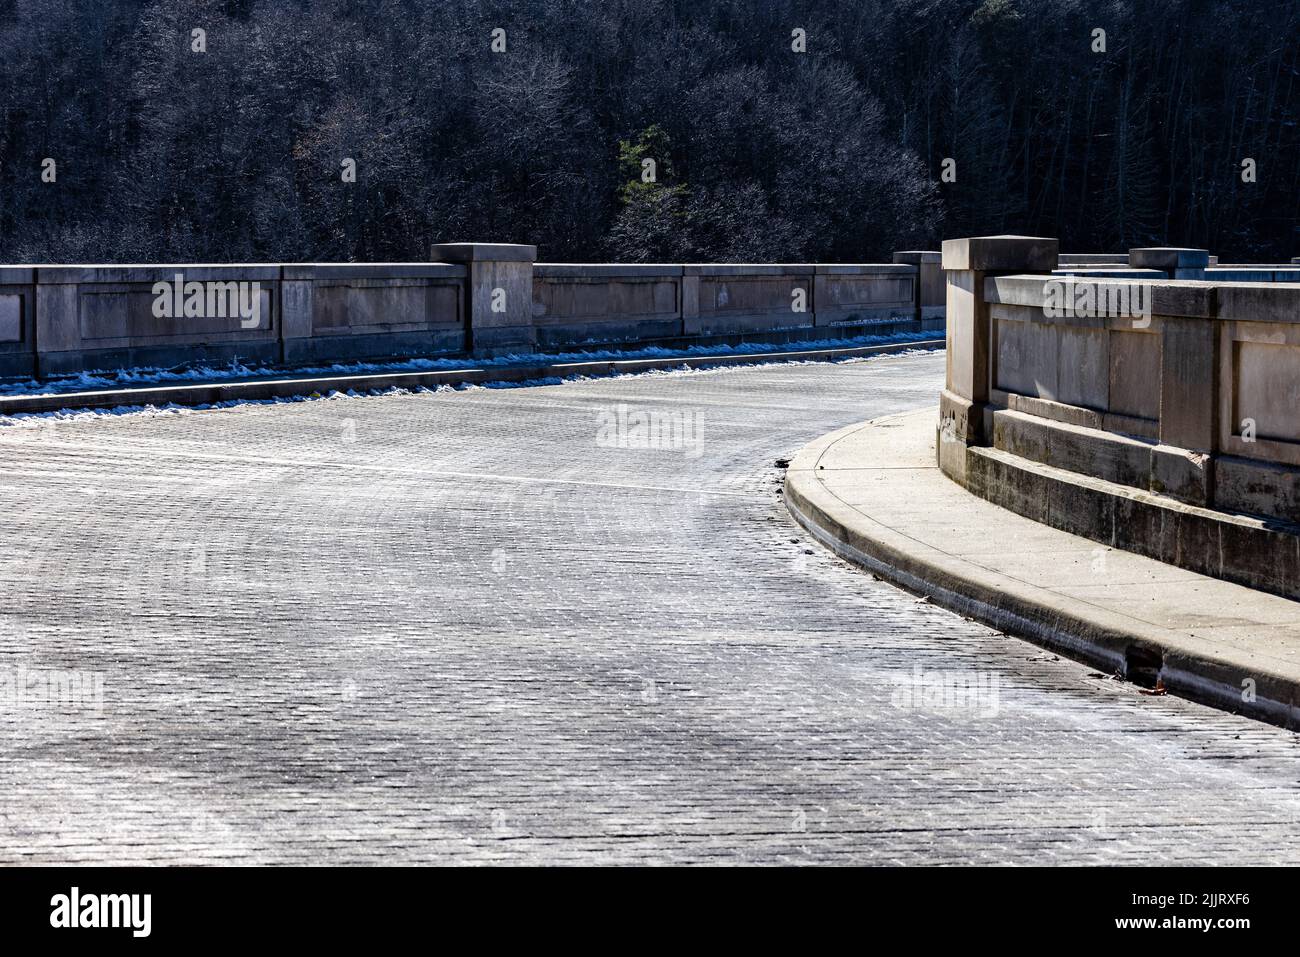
[[892, 251, 944, 321], [1128, 247, 1209, 280], [1151, 314, 1218, 506], [938, 235, 1059, 482], [432, 242, 537, 355], [1, 267, 38, 379], [1122, 250, 1216, 506]]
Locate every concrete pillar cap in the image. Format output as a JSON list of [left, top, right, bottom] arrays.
[[431, 243, 537, 263], [940, 235, 1059, 272], [1128, 248, 1210, 270]]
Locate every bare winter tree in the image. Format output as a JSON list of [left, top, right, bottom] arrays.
[[0, 0, 1296, 263]]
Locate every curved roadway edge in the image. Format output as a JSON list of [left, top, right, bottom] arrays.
[[784, 410, 1300, 730], [0, 339, 943, 416]]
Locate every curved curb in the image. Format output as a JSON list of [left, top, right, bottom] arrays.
[[783, 414, 1300, 730]]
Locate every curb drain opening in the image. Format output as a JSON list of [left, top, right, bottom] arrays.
[[1125, 645, 1164, 689]]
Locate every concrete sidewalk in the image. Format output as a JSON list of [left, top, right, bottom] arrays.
[[784, 408, 1300, 729]]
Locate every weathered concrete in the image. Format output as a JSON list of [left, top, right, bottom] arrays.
[[938, 235, 1058, 483], [281, 263, 466, 363], [0, 267, 35, 378], [973, 410, 1300, 601], [942, 235, 1059, 273], [1207, 267, 1300, 282], [1051, 268, 1164, 279], [7, 352, 1300, 865], [433, 243, 537, 355], [1057, 254, 1128, 265], [532, 264, 683, 346], [813, 264, 916, 326], [8, 244, 1296, 383], [936, 237, 1300, 601], [682, 264, 815, 336], [34, 265, 282, 375], [892, 251, 944, 319], [0, 251, 941, 378], [1128, 247, 1210, 280]]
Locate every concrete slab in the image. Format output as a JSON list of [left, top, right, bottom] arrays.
[[785, 407, 1300, 728]]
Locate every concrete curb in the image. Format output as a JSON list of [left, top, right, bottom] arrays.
[[784, 414, 1300, 730], [0, 339, 943, 416]]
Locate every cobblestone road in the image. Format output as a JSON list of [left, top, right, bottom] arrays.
[[2, 350, 1299, 864]]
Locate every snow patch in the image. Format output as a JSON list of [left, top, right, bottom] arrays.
[[0, 329, 938, 398], [0, 335, 940, 426]]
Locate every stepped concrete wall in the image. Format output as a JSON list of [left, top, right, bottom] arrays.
[[938, 235, 1300, 601]]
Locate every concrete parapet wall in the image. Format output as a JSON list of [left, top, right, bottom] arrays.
[[532, 260, 918, 345], [683, 263, 814, 336], [281, 263, 467, 364], [939, 237, 1300, 598], [533, 264, 683, 346], [1057, 253, 1129, 265], [35, 264, 282, 376], [0, 251, 937, 378], [892, 251, 944, 318], [25, 263, 470, 375], [1206, 267, 1300, 283], [812, 263, 916, 326], [0, 267, 36, 378], [17, 241, 1289, 380], [1051, 268, 1165, 279]]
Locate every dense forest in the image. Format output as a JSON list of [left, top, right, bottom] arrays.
[[0, 0, 1297, 263]]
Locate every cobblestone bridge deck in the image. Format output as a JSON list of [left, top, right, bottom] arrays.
[[2, 351, 1298, 864]]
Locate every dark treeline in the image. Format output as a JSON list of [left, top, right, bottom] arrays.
[[0, 0, 1296, 263]]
